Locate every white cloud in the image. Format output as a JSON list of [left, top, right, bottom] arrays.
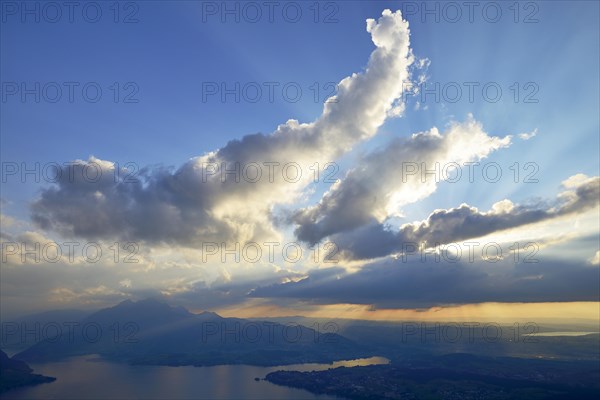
[[31, 9, 416, 248], [294, 115, 512, 244], [518, 128, 538, 140], [329, 175, 599, 261], [590, 251, 600, 265]]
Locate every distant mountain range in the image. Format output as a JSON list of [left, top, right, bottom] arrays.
[[1, 309, 91, 351], [13, 298, 370, 366]]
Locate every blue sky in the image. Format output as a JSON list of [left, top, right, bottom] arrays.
[[2, 1, 598, 220], [1, 1, 599, 318]]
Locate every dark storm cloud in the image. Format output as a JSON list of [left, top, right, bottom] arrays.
[[249, 256, 600, 309]]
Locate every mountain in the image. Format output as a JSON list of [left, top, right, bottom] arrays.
[[15, 299, 369, 366], [0, 350, 55, 393], [1, 309, 91, 351]]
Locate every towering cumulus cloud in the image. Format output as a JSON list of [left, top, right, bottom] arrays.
[[293, 116, 512, 245], [31, 10, 414, 246]]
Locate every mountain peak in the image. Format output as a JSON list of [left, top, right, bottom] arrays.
[[114, 298, 172, 309], [93, 298, 193, 323], [197, 311, 223, 319]]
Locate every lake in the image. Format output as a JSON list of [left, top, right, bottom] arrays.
[[3, 356, 390, 399], [534, 331, 600, 337]]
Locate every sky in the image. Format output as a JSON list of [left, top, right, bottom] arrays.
[[1, 1, 599, 322]]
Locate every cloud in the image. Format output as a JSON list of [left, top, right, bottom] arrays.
[[590, 251, 600, 266], [0, 249, 308, 316], [518, 128, 538, 140], [330, 174, 599, 260], [30, 9, 415, 247], [0, 213, 17, 231], [250, 253, 600, 309], [293, 116, 512, 244]]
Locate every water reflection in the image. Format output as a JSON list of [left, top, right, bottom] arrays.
[[534, 332, 599, 337], [276, 356, 390, 372], [3, 356, 389, 399]]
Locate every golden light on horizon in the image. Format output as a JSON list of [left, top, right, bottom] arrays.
[[213, 300, 600, 323]]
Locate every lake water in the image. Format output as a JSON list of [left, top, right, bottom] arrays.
[[534, 331, 599, 337], [3, 356, 389, 399]]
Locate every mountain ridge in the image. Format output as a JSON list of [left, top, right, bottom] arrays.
[[14, 298, 370, 367]]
